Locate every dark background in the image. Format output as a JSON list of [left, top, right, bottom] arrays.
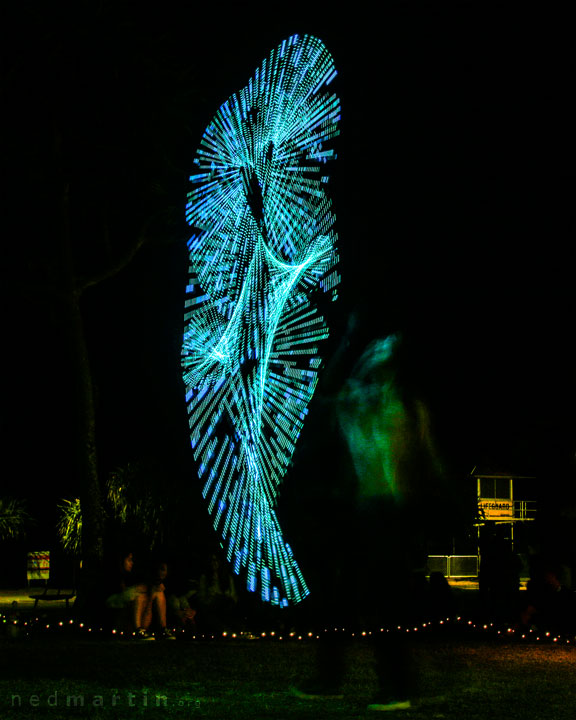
[[1, 3, 574, 578]]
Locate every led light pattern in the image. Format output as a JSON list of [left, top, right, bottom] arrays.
[[182, 35, 340, 606]]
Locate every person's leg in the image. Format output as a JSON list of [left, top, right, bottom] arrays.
[[357, 499, 418, 707], [132, 585, 155, 639], [152, 589, 168, 628], [314, 629, 349, 692], [291, 630, 347, 699], [151, 589, 176, 639], [134, 585, 152, 627], [292, 507, 351, 699], [372, 630, 413, 702]]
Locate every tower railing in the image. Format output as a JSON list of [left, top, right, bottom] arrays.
[[427, 555, 479, 578]]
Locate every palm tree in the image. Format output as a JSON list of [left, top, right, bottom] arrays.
[[106, 461, 165, 549], [56, 498, 83, 557], [0, 498, 30, 541], [3, 3, 201, 580], [56, 460, 167, 557]]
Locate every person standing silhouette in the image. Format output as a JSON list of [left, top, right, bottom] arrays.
[[294, 333, 444, 712]]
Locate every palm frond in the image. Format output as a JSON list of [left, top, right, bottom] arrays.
[[56, 498, 82, 555], [0, 497, 30, 540]]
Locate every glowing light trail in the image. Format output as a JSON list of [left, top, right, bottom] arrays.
[[182, 35, 340, 605]]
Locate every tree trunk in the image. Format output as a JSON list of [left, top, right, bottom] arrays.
[[69, 293, 104, 572], [58, 175, 105, 608], [69, 290, 107, 617]]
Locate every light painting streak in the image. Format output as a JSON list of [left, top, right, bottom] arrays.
[[182, 34, 340, 605]]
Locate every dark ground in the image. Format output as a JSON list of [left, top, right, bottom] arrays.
[[1, 599, 575, 720]]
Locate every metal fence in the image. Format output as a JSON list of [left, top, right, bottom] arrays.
[[427, 555, 478, 578]]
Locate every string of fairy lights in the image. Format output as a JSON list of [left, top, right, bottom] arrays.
[[182, 35, 341, 607], [2, 611, 575, 646]]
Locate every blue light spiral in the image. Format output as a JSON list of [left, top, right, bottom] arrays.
[[182, 34, 340, 605]]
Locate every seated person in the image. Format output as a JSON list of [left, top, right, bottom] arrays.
[[196, 553, 238, 632], [520, 562, 575, 634], [160, 561, 198, 630], [105, 551, 174, 640]]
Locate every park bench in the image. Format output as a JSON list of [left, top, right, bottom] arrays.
[[29, 586, 76, 611]]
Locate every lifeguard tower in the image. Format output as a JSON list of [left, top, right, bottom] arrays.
[[427, 469, 537, 582], [475, 470, 537, 535], [474, 469, 537, 582]]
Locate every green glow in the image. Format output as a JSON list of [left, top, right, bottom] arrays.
[[337, 337, 404, 499], [337, 336, 442, 502]]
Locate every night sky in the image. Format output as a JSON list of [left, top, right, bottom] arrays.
[[1, 4, 575, 552]]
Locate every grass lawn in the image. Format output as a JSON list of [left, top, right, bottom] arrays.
[[1, 617, 575, 719]]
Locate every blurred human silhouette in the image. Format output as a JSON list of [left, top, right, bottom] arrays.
[[294, 333, 445, 711]]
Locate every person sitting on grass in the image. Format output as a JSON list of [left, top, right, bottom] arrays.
[[145, 558, 178, 639], [105, 551, 175, 640], [162, 560, 198, 631], [196, 553, 238, 633], [519, 559, 575, 635]]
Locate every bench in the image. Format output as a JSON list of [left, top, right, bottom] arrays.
[[29, 586, 76, 610]]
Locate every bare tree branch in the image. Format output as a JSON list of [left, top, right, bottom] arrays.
[[76, 232, 147, 294]]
